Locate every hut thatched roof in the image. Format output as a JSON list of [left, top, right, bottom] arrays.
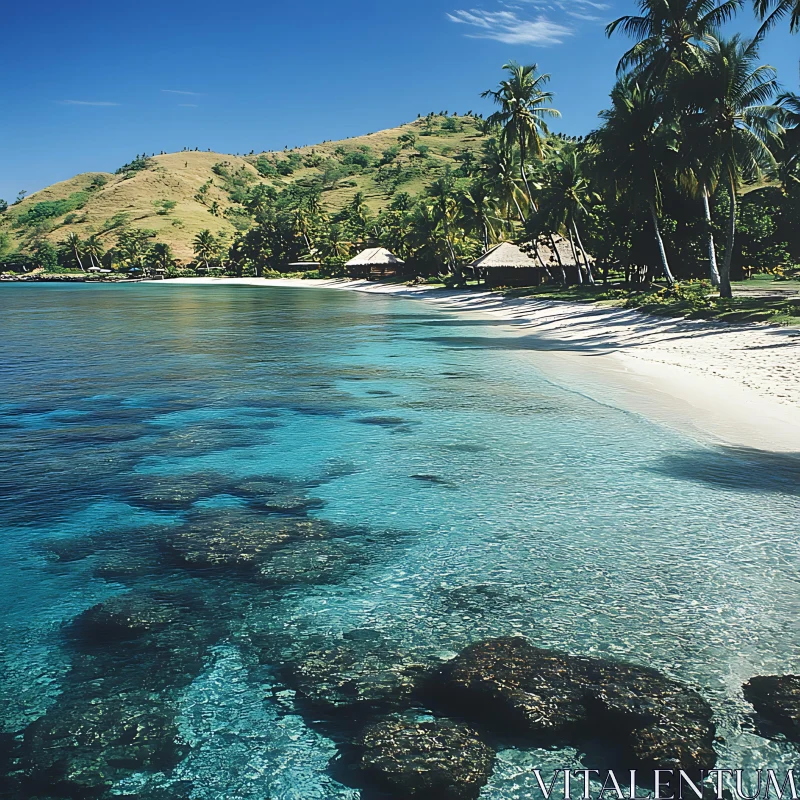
[[345, 247, 405, 267], [528, 234, 594, 267], [470, 242, 537, 269]]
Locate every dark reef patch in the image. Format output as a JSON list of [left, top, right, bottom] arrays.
[[743, 675, 800, 745]]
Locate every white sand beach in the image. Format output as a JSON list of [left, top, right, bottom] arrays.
[[149, 277, 800, 452]]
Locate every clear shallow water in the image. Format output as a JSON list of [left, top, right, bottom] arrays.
[[0, 283, 798, 798]]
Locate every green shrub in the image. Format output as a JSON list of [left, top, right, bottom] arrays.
[[16, 191, 90, 226]]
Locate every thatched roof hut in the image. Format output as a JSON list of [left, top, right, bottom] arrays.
[[469, 242, 540, 287], [470, 242, 536, 270], [345, 247, 405, 278], [471, 237, 594, 287]]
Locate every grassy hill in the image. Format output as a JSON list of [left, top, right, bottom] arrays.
[[1, 115, 487, 263]]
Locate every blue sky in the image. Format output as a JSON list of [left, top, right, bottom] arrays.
[[1, 0, 796, 201]]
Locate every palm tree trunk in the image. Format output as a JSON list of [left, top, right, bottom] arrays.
[[572, 221, 594, 285], [719, 181, 736, 299], [511, 195, 526, 224], [702, 187, 721, 287], [518, 135, 537, 216], [549, 234, 568, 285], [568, 228, 583, 285], [73, 246, 85, 272], [648, 200, 675, 288]]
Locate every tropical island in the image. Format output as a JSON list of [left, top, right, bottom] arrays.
[[2, 1, 800, 799], [2, 2, 799, 327]]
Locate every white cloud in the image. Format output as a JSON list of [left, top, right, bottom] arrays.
[[447, 8, 573, 44], [60, 100, 119, 106], [162, 89, 202, 96], [447, 0, 610, 45]]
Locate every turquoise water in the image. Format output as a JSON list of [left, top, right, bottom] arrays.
[[1, 283, 798, 798]]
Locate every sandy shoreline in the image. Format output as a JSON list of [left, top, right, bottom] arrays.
[[146, 277, 800, 453]]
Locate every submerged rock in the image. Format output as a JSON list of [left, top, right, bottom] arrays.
[[68, 587, 225, 693], [19, 691, 186, 796], [71, 589, 194, 643], [168, 509, 328, 574], [285, 630, 432, 715], [354, 715, 495, 799], [256, 537, 366, 587], [436, 637, 716, 772], [743, 675, 800, 744], [129, 470, 232, 510], [37, 535, 100, 563], [230, 477, 325, 514]]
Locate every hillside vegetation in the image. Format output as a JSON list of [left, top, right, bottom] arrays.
[[0, 115, 486, 263]]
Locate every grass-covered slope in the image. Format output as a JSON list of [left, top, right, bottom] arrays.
[[1, 116, 486, 262]]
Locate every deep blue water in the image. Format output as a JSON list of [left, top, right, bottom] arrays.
[[0, 283, 798, 799]]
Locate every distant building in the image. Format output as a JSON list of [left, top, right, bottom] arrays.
[[470, 237, 593, 287], [345, 247, 405, 279]]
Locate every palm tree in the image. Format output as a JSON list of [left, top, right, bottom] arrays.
[[193, 229, 217, 272], [591, 78, 678, 286], [461, 181, 501, 253], [65, 232, 85, 271], [292, 207, 315, 256], [428, 170, 460, 273], [319, 224, 352, 262], [150, 242, 175, 272], [481, 137, 528, 225], [84, 235, 105, 270], [675, 115, 724, 285], [755, 0, 800, 35], [684, 35, 781, 297], [776, 92, 800, 193], [482, 62, 561, 216], [606, 0, 742, 82], [535, 146, 598, 284]]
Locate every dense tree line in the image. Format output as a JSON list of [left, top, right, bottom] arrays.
[[2, 0, 797, 291]]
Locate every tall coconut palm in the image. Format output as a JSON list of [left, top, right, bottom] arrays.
[[427, 170, 459, 273], [481, 62, 561, 216], [535, 146, 598, 284], [84, 235, 105, 270], [684, 35, 781, 297], [606, 0, 742, 82], [65, 232, 85, 271], [193, 229, 217, 272], [481, 137, 528, 225], [319, 224, 352, 262], [150, 242, 175, 272], [591, 78, 678, 286], [755, 0, 800, 35], [461, 181, 501, 253], [675, 115, 724, 285]]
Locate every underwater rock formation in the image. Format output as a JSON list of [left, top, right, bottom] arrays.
[[354, 715, 495, 799], [743, 675, 800, 745], [168, 509, 328, 574], [284, 629, 434, 716], [435, 637, 716, 772], [17, 691, 186, 797]]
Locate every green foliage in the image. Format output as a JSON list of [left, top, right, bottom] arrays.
[[153, 199, 178, 215], [32, 240, 59, 271], [115, 154, 154, 177], [254, 157, 278, 177], [16, 191, 90, 226]]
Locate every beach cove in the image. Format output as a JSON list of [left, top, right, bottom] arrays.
[[154, 277, 800, 453], [1, 281, 798, 798]]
